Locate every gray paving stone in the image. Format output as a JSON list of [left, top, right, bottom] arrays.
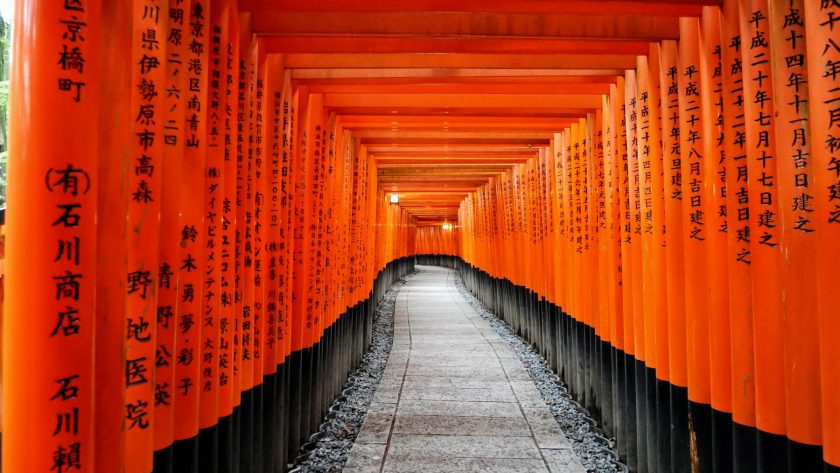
[[385, 356, 409, 366], [522, 408, 574, 450], [393, 415, 533, 436], [368, 402, 398, 415], [344, 442, 388, 471], [383, 362, 408, 374], [372, 388, 402, 404], [386, 434, 543, 459], [408, 357, 501, 368], [356, 411, 395, 444], [400, 385, 516, 402], [401, 375, 512, 390], [376, 379, 404, 390], [382, 457, 550, 473], [503, 366, 534, 380], [542, 448, 587, 472], [344, 266, 582, 472], [510, 380, 549, 407], [408, 353, 504, 361], [405, 365, 508, 378], [397, 399, 524, 418], [382, 365, 407, 376]]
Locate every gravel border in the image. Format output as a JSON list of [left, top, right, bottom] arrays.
[[293, 267, 623, 473], [453, 272, 626, 473], [293, 272, 414, 473]]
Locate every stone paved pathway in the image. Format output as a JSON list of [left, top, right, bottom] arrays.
[[344, 266, 586, 473]]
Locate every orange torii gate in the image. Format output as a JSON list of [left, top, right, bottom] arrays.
[[3, 1, 840, 473]]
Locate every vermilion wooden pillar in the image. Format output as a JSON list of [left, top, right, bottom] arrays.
[[216, 0, 236, 458], [719, 2, 758, 471], [601, 97, 623, 378], [540, 150, 556, 305], [201, 0, 228, 446], [611, 81, 631, 382], [658, 38, 691, 473], [803, 0, 840, 469], [739, 2, 789, 470], [171, 0, 209, 467], [235, 17, 255, 443], [125, 1, 167, 471], [635, 55, 660, 473], [699, 3, 733, 424], [95, 1, 132, 471], [278, 69, 295, 377], [768, 0, 823, 468], [337, 129, 354, 321], [154, 1, 187, 467], [677, 20, 713, 437], [4, 2, 101, 472], [228, 5, 243, 418], [642, 45, 672, 472]]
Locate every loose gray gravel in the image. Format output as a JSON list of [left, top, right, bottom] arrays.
[[453, 273, 625, 473], [293, 272, 413, 473]]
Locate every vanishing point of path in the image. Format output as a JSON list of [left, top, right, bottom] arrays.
[[344, 266, 587, 473]]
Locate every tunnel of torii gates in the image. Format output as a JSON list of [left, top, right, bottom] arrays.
[[3, 0, 840, 472]]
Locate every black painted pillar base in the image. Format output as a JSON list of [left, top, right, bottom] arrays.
[[757, 430, 789, 473], [671, 385, 691, 473], [655, 379, 672, 473], [711, 408, 732, 473], [153, 445, 173, 473], [217, 413, 234, 473], [786, 439, 823, 473], [198, 424, 220, 473], [238, 388, 254, 473]]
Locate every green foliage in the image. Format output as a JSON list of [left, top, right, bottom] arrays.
[[0, 15, 10, 208], [0, 80, 7, 110]]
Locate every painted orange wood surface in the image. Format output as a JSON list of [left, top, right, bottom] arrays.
[[5, 0, 839, 471]]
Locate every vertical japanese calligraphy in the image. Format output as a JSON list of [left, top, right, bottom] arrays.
[[6, 1, 100, 470], [804, 0, 840, 467], [769, 0, 823, 462], [740, 3, 789, 465], [125, 1, 166, 470], [7, 2, 840, 473], [154, 0, 186, 461]]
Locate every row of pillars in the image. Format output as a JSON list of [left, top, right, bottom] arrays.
[[415, 226, 461, 257], [2, 1, 420, 472], [457, 1, 840, 472]]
